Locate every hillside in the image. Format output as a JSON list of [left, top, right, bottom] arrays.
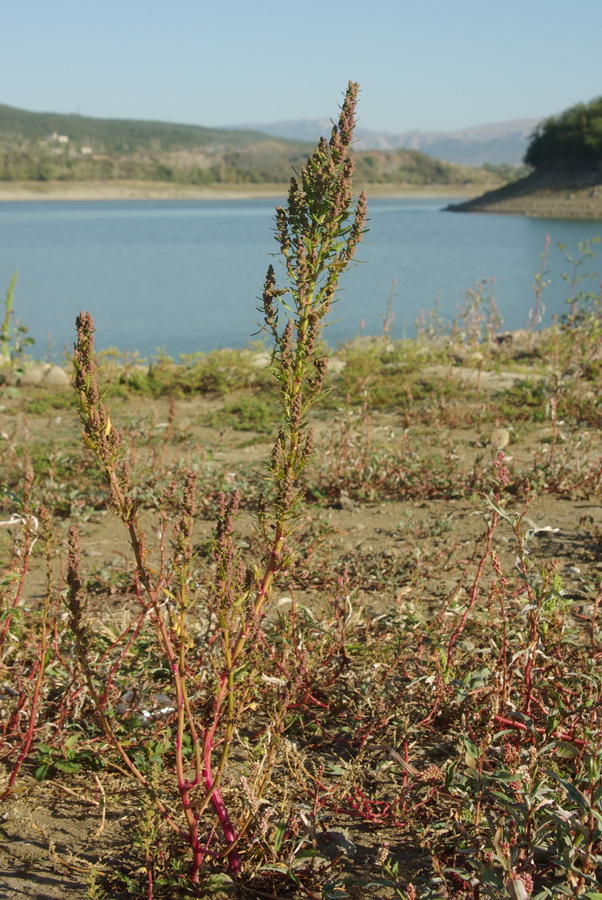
[[0, 102, 299, 152], [0, 102, 315, 184], [448, 96, 602, 218], [0, 102, 504, 188], [353, 147, 497, 186]]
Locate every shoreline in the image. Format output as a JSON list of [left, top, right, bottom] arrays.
[[447, 175, 602, 220], [0, 179, 494, 203], [2, 325, 564, 379], [3, 179, 601, 219], [448, 191, 602, 220]]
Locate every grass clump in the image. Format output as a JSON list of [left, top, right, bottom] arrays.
[[109, 347, 274, 397], [204, 394, 281, 433]]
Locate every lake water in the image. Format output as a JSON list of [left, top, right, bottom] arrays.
[[0, 197, 600, 360]]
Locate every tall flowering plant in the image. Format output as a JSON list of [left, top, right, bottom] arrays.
[[69, 81, 366, 886]]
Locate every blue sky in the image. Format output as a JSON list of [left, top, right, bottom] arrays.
[[3, 0, 601, 134]]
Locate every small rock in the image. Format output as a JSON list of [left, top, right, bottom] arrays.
[[42, 365, 71, 388], [18, 361, 51, 386], [335, 491, 357, 511], [327, 358, 346, 375], [202, 874, 237, 898], [251, 352, 272, 369], [490, 426, 511, 450], [316, 829, 357, 860]]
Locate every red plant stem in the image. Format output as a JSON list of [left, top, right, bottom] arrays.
[[492, 714, 586, 748], [0, 518, 35, 652], [173, 660, 202, 881], [416, 697, 443, 729], [1, 598, 48, 798], [99, 608, 147, 708], [446, 513, 497, 668], [145, 853, 153, 900], [182, 522, 289, 871], [202, 772, 240, 872], [127, 516, 244, 876], [591, 585, 602, 649]]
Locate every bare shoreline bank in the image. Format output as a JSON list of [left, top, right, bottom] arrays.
[[448, 191, 602, 220], [0, 180, 494, 203], [447, 175, 602, 220]]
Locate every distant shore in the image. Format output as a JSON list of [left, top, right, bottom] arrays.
[[6, 178, 596, 218], [447, 174, 602, 220], [0, 180, 495, 203]]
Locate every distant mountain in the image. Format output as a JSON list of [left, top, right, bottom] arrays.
[[230, 118, 541, 166]]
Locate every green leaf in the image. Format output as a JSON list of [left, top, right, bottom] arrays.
[[554, 742, 580, 759], [35, 742, 52, 755], [294, 848, 320, 859], [55, 759, 83, 773], [546, 769, 591, 811], [273, 820, 286, 853], [483, 494, 515, 523]]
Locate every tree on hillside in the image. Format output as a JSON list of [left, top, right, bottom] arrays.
[[525, 96, 602, 173]]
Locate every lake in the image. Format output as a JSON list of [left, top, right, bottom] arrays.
[[0, 197, 600, 360]]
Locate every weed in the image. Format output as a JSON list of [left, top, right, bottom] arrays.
[[415, 276, 503, 348], [0, 272, 34, 370], [527, 234, 550, 333], [33, 731, 98, 780], [559, 236, 601, 327], [118, 346, 274, 397], [205, 394, 280, 433], [66, 82, 367, 889]]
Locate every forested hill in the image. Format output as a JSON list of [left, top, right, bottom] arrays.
[[525, 96, 602, 174], [448, 95, 602, 218], [0, 102, 285, 152], [0, 102, 504, 187]]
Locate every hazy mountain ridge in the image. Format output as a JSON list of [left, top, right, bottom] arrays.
[[230, 118, 541, 166]]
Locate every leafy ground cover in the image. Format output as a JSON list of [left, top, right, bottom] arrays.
[[1, 316, 602, 900]]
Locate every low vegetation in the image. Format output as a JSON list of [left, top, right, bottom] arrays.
[[2, 86, 602, 900]]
